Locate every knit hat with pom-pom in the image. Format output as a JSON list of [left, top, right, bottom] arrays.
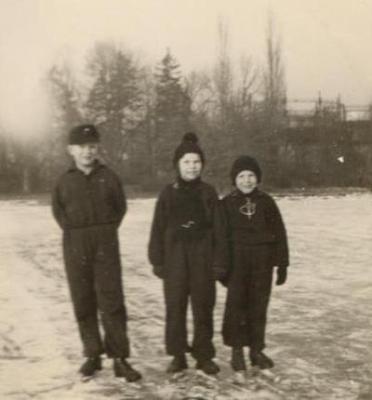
[[173, 132, 205, 166]]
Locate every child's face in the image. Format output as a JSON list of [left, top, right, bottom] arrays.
[[235, 170, 258, 194], [68, 143, 99, 170], [178, 153, 202, 181]]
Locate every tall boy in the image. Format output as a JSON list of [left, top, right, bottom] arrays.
[[52, 124, 141, 382]]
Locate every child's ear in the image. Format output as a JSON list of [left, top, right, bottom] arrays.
[[67, 145, 74, 156]]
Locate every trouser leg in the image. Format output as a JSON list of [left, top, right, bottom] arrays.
[[93, 226, 130, 358], [188, 238, 216, 361], [63, 230, 104, 357], [163, 240, 189, 356], [247, 246, 273, 351], [222, 245, 252, 347]]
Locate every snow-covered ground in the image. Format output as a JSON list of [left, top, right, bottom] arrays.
[[0, 194, 371, 400]]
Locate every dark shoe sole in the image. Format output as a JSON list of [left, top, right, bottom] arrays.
[[250, 353, 274, 370], [251, 362, 274, 370], [166, 355, 188, 374], [114, 369, 142, 382], [196, 362, 220, 375], [113, 360, 142, 382], [231, 365, 247, 372], [166, 362, 188, 374], [79, 361, 102, 377]]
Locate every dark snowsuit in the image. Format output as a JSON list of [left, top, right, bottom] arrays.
[[52, 161, 130, 358], [148, 178, 221, 361], [218, 188, 289, 351]]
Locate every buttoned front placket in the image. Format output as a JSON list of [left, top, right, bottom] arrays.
[[84, 172, 98, 225]]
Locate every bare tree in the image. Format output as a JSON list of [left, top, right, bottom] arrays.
[[85, 41, 142, 178], [213, 17, 233, 124], [185, 70, 214, 117], [263, 12, 287, 132], [235, 55, 259, 114], [42, 63, 82, 187]]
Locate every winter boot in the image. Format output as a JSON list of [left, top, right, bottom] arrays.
[[113, 358, 142, 382], [231, 347, 247, 371], [79, 356, 102, 377], [249, 350, 274, 369], [166, 354, 188, 373], [196, 359, 220, 375]]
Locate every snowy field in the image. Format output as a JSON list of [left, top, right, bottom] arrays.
[[0, 193, 371, 400]]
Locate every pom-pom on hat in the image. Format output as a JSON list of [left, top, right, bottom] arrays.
[[173, 132, 205, 166], [230, 155, 262, 184], [69, 124, 100, 145]]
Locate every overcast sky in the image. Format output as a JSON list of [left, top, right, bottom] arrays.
[[0, 0, 371, 136]]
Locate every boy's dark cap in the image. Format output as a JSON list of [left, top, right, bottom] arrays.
[[173, 132, 205, 166], [230, 155, 262, 184], [69, 124, 100, 145]]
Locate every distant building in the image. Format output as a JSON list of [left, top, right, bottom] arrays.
[[287, 101, 316, 128], [345, 106, 371, 122]]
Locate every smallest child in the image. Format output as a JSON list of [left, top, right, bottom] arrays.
[[217, 155, 289, 372]]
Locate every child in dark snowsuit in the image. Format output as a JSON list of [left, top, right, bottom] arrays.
[[52, 124, 141, 382], [217, 155, 289, 371], [148, 132, 221, 375]]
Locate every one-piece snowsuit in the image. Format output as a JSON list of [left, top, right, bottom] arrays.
[[148, 178, 220, 362], [219, 188, 289, 351], [52, 162, 131, 358]]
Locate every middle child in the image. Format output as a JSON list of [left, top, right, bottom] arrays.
[[148, 132, 221, 375]]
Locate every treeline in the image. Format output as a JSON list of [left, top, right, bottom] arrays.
[[0, 20, 370, 194]]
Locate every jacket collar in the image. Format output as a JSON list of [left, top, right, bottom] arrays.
[[67, 160, 104, 175], [231, 187, 261, 199], [173, 176, 202, 189]]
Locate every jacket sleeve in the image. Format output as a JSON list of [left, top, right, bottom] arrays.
[[51, 182, 67, 230], [148, 189, 167, 267], [212, 196, 232, 279], [112, 173, 127, 226], [266, 197, 289, 267]]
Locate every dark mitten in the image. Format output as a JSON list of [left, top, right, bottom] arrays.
[[276, 266, 287, 286], [153, 265, 164, 279], [213, 266, 227, 281], [213, 266, 229, 287]]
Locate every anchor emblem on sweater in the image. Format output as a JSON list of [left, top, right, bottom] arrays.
[[181, 220, 195, 229], [239, 198, 256, 219]]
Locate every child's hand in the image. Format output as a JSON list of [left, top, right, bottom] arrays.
[[153, 265, 164, 279], [275, 266, 287, 285]]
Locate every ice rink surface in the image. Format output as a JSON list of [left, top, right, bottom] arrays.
[[0, 193, 371, 399]]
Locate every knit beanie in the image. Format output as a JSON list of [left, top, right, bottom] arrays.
[[173, 132, 205, 166], [69, 124, 100, 145], [230, 155, 262, 185]]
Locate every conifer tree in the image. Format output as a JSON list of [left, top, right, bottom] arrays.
[[153, 49, 192, 180]]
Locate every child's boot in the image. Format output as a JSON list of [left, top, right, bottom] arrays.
[[249, 350, 274, 369], [196, 359, 220, 375], [79, 356, 102, 377], [167, 354, 188, 373], [113, 358, 142, 382], [231, 347, 246, 371]]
